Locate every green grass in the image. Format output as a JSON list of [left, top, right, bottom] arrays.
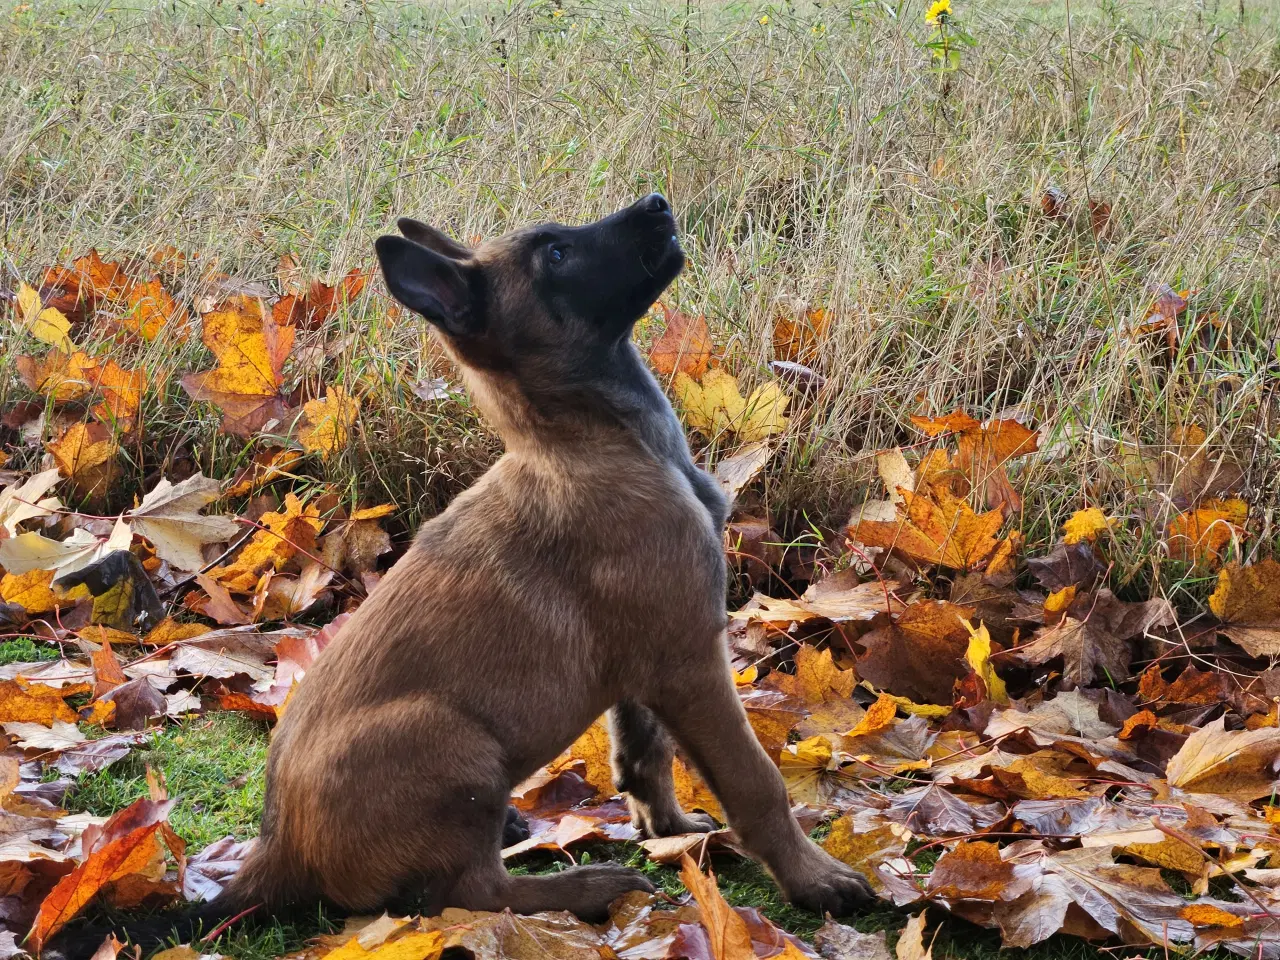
[[0, 638, 62, 665], [5, 0, 1280, 957]]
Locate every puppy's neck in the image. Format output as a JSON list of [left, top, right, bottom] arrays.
[[451, 337, 674, 463]]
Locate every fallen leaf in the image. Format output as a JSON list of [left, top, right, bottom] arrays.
[[856, 601, 974, 704], [674, 369, 789, 443], [11, 283, 72, 350], [207, 493, 322, 592], [298, 387, 360, 459], [1208, 559, 1280, 657], [92, 360, 147, 426], [962, 620, 1008, 704], [126, 474, 241, 571], [895, 913, 931, 960], [1012, 617, 1130, 687], [1168, 498, 1247, 569], [773, 307, 831, 365], [1165, 717, 1280, 801], [46, 421, 120, 496], [180, 296, 294, 436], [648, 305, 714, 379], [1062, 508, 1115, 545], [16, 349, 99, 402], [850, 487, 1009, 572], [679, 855, 756, 960], [911, 410, 1038, 512]]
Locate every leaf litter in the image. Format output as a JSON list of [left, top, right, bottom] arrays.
[[0, 250, 1277, 957]]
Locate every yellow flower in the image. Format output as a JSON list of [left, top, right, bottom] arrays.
[[552, 8, 564, 16], [925, 0, 951, 23], [758, 14, 770, 24]]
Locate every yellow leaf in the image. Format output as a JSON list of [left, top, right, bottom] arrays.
[[1063, 508, 1114, 544], [850, 486, 1009, 572], [46, 422, 119, 488], [845, 694, 899, 737], [1208, 559, 1280, 658], [323, 931, 445, 960], [207, 493, 322, 592], [1, 569, 59, 614], [962, 620, 1008, 705], [13, 283, 73, 350], [1168, 498, 1248, 570], [180, 296, 294, 437], [674, 369, 789, 442], [298, 387, 360, 459], [0, 679, 78, 725]]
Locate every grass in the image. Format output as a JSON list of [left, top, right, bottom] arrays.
[[3, 0, 1280, 957]]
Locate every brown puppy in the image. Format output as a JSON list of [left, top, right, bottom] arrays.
[[65, 196, 871, 956]]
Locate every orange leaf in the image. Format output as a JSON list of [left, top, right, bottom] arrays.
[[0, 569, 60, 614], [0, 678, 78, 725], [272, 269, 367, 330], [850, 487, 1008, 572], [206, 493, 323, 592], [647, 305, 714, 379], [45, 421, 120, 496], [845, 694, 899, 737], [16, 349, 100, 402], [226, 447, 304, 498], [180, 296, 294, 436], [678, 855, 756, 960], [92, 360, 147, 426], [28, 823, 166, 951], [122, 277, 186, 340], [1167, 498, 1247, 569], [772, 307, 831, 364]]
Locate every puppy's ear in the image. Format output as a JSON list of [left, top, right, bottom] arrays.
[[397, 217, 472, 260], [375, 235, 479, 337]]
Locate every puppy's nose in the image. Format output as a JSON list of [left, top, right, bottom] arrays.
[[642, 193, 670, 215]]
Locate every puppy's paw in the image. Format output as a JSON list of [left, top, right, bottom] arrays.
[[783, 859, 875, 916], [569, 864, 656, 921], [502, 804, 531, 846], [635, 809, 719, 838]]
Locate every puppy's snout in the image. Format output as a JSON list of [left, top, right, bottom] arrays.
[[642, 193, 670, 215]]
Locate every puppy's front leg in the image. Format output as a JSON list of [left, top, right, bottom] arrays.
[[655, 648, 874, 916], [609, 700, 717, 837]]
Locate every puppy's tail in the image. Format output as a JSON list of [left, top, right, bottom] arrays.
[[43, 842, 309, 960]]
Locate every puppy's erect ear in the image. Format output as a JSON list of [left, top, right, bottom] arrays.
[[397, 217, 472, 260], [375, 235, 478, 337]]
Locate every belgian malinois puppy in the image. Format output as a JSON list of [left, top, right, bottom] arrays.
[[60, 195, 871, 957]]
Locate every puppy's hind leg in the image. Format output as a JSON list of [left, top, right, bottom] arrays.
[[447, 855, 654, 923], [609, 700, 717, 837]]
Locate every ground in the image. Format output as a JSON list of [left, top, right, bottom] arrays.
[[3, 0, 1279, 958]]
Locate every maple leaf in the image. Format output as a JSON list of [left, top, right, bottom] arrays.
[[679, 855, 757, 960], [821, 820, 907, 895], [1062, 507, 1115, 544], [1012, 617, 1131, 687], [1208, 559, 1280, 657], [28, 796, 181, 951], [648, 304, 714, 378], [206, 493, 322, 592], [1167, 497, 1247, 568], [850, 486, 1009, 572], [1165, 717, 1280, 801], [298, 386, 361, 459], [732, 571, 903, 628], [896, 914, 932, 960], [772, 307, 831, 365], [0, 679, 79, 725], [856, 600, 975, 704], [273, 268, 367, 331], [962, 620, 1009, 704], [46, 421, 120, 496], [10, 283, 72, 350], [320, 503, 394, 577], [56, 549, 166, 633], [15, 349, 99, 402], [0, 568, 60, 614], [0, 467, 62, 535], [911, 409, 1038, 512], [121, 277, 186, 340], [0, 517, 133, 578], [765, 644, 857, 702], [261, 562, 335, 619], [673, 369, 789, 443], [180, 296, 295, 436], [126, 473, 241, 571], [714, 441, 776, 501], [92, 360, 147, 426]]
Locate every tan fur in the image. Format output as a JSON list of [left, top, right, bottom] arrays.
[[225, 199, 872, 922]]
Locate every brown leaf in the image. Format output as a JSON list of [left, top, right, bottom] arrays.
[[1165, 717, 1280, 801], [1209, 559, 1280, 657], [272, 269, 367, 331], [895, 914, 931, 960], [733, 571, 903, 629], [1010, 617, 1130, 686], [856, 601, 974, 704], [648, 306, 714, 379], [773, 307, 831, 365], [911, 410, 1038, 512]]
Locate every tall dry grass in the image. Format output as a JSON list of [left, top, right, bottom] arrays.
[[2, 0, 1278, 602]]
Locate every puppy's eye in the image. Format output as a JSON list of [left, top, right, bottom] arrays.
[[548, 245, 567, 265]]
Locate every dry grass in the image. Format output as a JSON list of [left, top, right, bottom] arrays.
[[2, 0, 1279, 599]]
